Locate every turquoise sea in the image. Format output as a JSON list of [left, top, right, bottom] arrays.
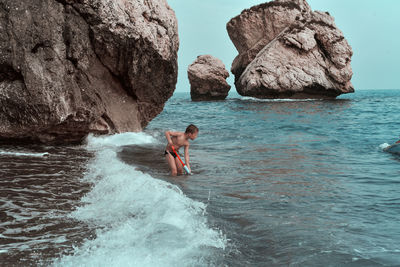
[[1, 89, 399, 266]]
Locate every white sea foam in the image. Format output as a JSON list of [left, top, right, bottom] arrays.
[[0, 150, 49, 157], [86, 132, 158, 149], [240, 96, 321, 102], [379, 143, 390, 149], [54, 133, 226, 266]]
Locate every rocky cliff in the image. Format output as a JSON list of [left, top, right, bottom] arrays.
[[0, 0, 178, 143], [188, 55, 230, 101], [227, 0, 353, 99]]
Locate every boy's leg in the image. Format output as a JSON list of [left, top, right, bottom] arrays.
[[175, 157, 183, 175], [165, 153, 178, 175]]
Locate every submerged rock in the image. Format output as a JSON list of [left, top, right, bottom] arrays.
[[227, 0, 353, 99], [0, 0, 178, 144], [384, 143, 400, 155], [188, 55, 231, 101]]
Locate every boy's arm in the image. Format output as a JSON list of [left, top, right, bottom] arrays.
[[184, 144, 191, 172], [165, 131, 180, 147]]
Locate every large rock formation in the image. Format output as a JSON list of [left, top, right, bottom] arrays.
[[188, 55, 231, 101], [0, 0, 178, 144], [227, 0, 354, 99]]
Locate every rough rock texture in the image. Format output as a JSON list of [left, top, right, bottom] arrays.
[[188, 55, 230, 101], [0, 0, 178, 143], [227, 0, 354, 99]]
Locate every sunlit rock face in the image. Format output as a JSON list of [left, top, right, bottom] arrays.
[[227, 0, 354, 99], [0, 0, 179, 143]]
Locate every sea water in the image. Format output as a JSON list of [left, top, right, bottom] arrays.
[[0, 89, 399, 266]]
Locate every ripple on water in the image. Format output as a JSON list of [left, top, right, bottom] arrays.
[[0, 145, 94, 265]]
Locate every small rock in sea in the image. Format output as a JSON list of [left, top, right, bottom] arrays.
[[188, 55, 231, 101]]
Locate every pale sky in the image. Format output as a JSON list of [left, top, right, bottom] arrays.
[[168, 0, 400, 92]]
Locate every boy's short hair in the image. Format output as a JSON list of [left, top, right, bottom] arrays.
[[185, 124, 199, 134]]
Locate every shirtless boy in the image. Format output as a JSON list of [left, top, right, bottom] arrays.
[[164, 124, 199, 175]]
